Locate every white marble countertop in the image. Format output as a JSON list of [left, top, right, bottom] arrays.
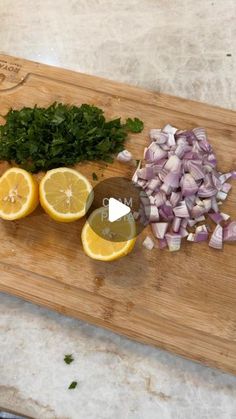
[[0, 1, 236, 418]]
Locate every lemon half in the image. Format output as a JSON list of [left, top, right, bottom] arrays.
[[39, 168, 93, 222], [0, 167, 39, 220], [81, 207, 136, 261]]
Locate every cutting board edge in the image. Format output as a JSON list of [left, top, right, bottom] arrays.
[[1, 53, 236, 126]]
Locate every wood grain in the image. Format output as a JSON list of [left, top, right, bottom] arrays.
[[0, 55, 236, 374]]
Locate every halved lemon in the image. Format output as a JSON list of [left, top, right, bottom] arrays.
[[39, 168, 93, 222], [81, 207, 136, 261], [0, 167, 39, 220]]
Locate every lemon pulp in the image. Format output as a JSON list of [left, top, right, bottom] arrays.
[[0, 168, 39, 220], [81, 207, 136, 261], [40, 168, 93, 222]]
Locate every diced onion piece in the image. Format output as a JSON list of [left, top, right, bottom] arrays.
[[165, 155, 181, 172], [192, 127, 207, 141], [173, 201, 189, 218], [209, 212, 223, 224], [223, 221, 236, 242], [162, 124, 178, 135], [209, 225, 223, 249], [182, 174, 198, 197], [216, 191, 228, 201], [180, 227, 189, 238], [220, 212, 230, 221], [165, 233, 181, 252], [187, 233, 195, 242], [151, 222, 168, 239], [142, 236, 155, 250], [221, 183, 232, 194], [117, 149, 133, 162]]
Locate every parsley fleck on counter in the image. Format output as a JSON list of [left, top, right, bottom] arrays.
[[1, 0, 236, 418]]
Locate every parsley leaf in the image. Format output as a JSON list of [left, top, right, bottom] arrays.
[[64, 354, 74, 365], [125, 117, 144, 133], [68, 381, 77, 390], [0, 103, 144, 173], [92, 172, 98, 181]]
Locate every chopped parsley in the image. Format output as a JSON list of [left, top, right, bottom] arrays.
[[92, 172, 98, 181], [0, 103, 144, 172], [125, 117, 144, 133], [68, 381, 78, 390], [64, 354, 74, 365]]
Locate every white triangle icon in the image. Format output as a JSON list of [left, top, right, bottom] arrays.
[[108, 198, 131, 222]]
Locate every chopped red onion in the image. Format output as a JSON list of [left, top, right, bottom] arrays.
[[195, 215, 206, 223], [221, 183, 232, 194], [147, 178, 161, 191], [219, 172, 232, 183], [160, 182, 172, 195], [192, 127, 207, 141], [173, 201, 189, 218], [196, 225, 208, 233], [181, 219, 188, 228], [149, 129, 162, 141], [163, 171, 181, 188], [203, 198, 212, 212], [211, 196, 219, 213], [216, 191, 228, 201], [132, 125, 235, 252], [167, 133, 176, 147], [212, 172, 222, 190], [162, 124, 178, 135], [148, 205, 159, 222], [154, 191, 166, 207], [172, 217, 181, 232], [223, 221, 236, 242], [151, 222, 168, 239], [194, 231, 209, 242], [198, 184, 217, 198], [185, 195, 196, 211], [170, 191, 182, 207], [175, 143, 190, 159], [138, 167, 154, 180], [117, 149, 133, 162], [145, 142, 168, 162], [209, 212, 223, 224], [159, 204, 174, 221], [180, 227, 189, 238], [182, 174, 198, 197], [165, 155, 182, 172], [220, 212, 230, 221], [187, 233, 195, 242], [209, 225, 223, 249], [191, 205, 206, 218], [143, 236, 155, 250], [188, 161, 205, 181], [165, 233, 181, 251]]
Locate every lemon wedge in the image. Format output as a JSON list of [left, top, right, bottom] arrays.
[[0, 167, 39, 220], [81, 207, 136, 261], [39, 168, 93, 222]]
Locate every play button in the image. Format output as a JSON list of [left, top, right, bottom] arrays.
[[85, 176, 150, 242], [108, 198, 131, 222]]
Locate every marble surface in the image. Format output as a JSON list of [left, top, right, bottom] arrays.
[[0, 0, 236, 418]]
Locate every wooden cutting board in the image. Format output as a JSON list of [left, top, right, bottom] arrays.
[[0, 54, 236, 375]]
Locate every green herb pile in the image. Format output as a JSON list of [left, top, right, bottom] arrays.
[[0, 103, 143, 172]]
